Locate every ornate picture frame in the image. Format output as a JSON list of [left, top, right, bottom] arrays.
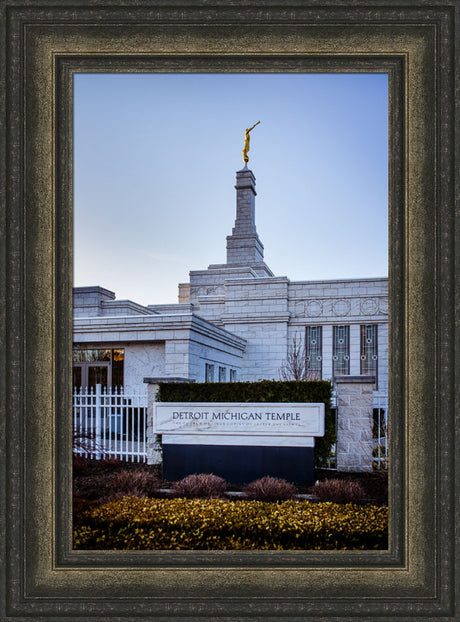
[[1, 2, 457, 619]]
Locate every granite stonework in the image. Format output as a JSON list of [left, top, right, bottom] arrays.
[[335, 376, 376, 472], [123, 343, 165, 391], [73, 302, 246, 391], [173, 169, 388, 387], [178, 270, 388, 386], [73, 166, 388, 472], [145, 382, 162, 465], [226, 167, 264, 267], [144, 379, 192, 466]]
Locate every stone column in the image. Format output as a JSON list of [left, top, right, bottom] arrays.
[[335, 375, 376, 472], [143, 377, 191, 466], [322, 325, 333, 380], [349, 324, 361, 376]]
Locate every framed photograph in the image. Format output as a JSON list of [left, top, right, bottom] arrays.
[[71, 71, 389, 497], [1, 1, 457, 619]]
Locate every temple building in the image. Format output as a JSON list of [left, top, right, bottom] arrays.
[[73, 164, 388, 393], [73, 162, 388, 471]]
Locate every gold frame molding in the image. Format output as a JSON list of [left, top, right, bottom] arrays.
[[1, 2, 458, 619]]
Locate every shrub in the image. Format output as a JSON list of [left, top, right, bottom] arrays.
[[101, 470, 161, 502], [243, 476, 297, 502], [158, 379, 332, 405], [172, 473, 227, 499], [74, 468, 160, 503], [73, 430, 96, 454], [73, 454, 93, 477], [366, 469, 388, 505], [73, 497, 388, 550], [312, 479, 366, 504], [74, 473, 111, 501], [313, 405, 337, 467], [73, 497, 98, 515], [73, 456, 129, 479]]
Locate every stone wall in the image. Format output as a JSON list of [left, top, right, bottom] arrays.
[[187, 272, 388, 388], [123, 343, 165, 391], [145, 382, 162, 465], [144, 378, 192, 465], [335, 376, 376, 472]]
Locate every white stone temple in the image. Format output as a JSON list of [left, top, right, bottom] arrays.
[[74, 164, 387, 390], [73, 165, 388, 470]]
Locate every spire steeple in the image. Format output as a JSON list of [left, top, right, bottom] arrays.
[[183, 165, 274, 305], [226, 166, 265, 265]]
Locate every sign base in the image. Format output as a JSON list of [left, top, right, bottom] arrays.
[[163, 444, 315, 487]]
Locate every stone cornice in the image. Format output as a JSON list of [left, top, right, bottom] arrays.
[[73, 313, 247, 351], [101, 300, 155, 315], [289, 277, 388, 287], [288, 294, 389, 301], [73, 285, 115, 298], [221, 313, 290, 325], [225, 276, 289, 287], [289, 317, 388, 324], [196, 296, 225, 304]]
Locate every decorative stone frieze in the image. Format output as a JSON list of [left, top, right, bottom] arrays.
[[360, 298, 379, 315], [306, 300, 323, 317], [290, 295, 388, 319], [332, 299, 351, 316]]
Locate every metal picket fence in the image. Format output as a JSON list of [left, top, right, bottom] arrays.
[[317, 390, 338, 470], [73, 384, 147, 462], [372, 389, 388, 469]]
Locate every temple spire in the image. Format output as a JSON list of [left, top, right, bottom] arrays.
[[226, 167, 264, 265], [222, 124, 273, 276]]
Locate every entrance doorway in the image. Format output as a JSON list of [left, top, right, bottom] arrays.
[[72, 347, 124, 390], [73, 362, 110, 390]]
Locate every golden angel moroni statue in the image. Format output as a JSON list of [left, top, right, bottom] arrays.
[[242, 120, 260, 163]]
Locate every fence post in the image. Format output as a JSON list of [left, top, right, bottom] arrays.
[[372, 389, 389, 469], [143, 377, 192, 466], [95, 383, 102, 460], [335, 375, 376, 472], [144, 382, 161, 466]]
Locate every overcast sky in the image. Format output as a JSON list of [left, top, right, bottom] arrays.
[[74, 72, 388, 307]]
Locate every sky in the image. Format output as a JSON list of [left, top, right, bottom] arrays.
[[74, 73, 388, 307]]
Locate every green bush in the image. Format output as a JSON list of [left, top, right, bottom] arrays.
[[73, 497, 388, 551], [157, 380, 335, 466], [158, 379, 331, 404]]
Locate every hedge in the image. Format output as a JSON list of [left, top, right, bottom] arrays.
[[74, 497, 388, 551], [157, 379, 335, 465], [157, 379, 331, 404]]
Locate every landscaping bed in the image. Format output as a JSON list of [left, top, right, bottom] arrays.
[[73, 457, 388, 505], [74, 496, 388, 550], [73, 457, 388, 551]]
